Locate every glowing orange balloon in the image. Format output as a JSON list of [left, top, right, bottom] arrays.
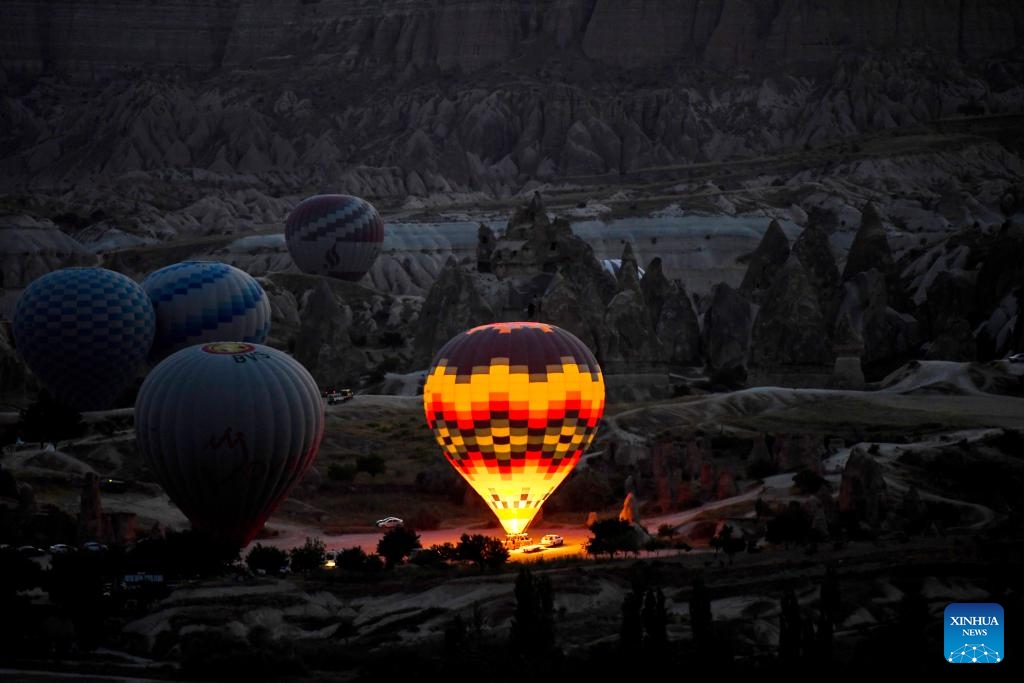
[[423, 322, 605, 535]]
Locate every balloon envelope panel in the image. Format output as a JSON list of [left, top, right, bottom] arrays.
[[142, 260, 271, 360], [134, 342, 324, 549], [12, 267, 155, 411], [284, 194, 384, 281], [423, 322, 605, 535]]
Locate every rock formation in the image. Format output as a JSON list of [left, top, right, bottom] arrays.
[[748, 255, 834, 379], [0, 215, 98, 316], [791, 216, 841, 329], [702, 282, 754, 383], [4, 1, 1020, 77], [412, 258, 496, 368], [641, 258, 702, 367], [830, 310, 866, 389], [738, 219, 790, 305], [842, 203, 900, 303], [838, 447, 889, 528], [835, 269, 919, 375], [601, 243, 660, 371], [78, 472, 110, 545], [291, 278, 362, 388]]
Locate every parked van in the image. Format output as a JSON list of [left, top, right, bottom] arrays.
[[503, 532, 531, 549]]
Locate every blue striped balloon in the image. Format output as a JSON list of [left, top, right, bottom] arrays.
[[12, 267, 155, 411], [141, 260, 272, 361], [284, 194, 384, 282]]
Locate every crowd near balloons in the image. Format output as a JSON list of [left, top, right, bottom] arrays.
[[10, 194, 606, 550]]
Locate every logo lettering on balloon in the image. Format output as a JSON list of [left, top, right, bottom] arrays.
[[325, 240, 340, 271], [203, 428, 268, 484], [231, 350, 273, 363], [203, 342, 256, 355]]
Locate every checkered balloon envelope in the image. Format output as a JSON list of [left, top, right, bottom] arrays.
[[141, 260, 271, 362], [12, 267, 155, 411], [284, 194, 384, 282], [423, 321, 606, 536]]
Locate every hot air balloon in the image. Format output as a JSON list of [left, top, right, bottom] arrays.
[[12, 267, 155, 411], [141, 260, 272, 361], [134, 342, 324, 550], [423, 322, 605, 536], [284, 193, 384, 282]]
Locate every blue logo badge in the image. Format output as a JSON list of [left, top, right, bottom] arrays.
[[945, 603, 1004, 663]]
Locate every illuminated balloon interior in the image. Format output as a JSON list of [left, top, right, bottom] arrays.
[[424, 322, 605, 536]]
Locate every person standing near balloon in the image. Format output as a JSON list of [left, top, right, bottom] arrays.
[[423, 322, 606, 538]]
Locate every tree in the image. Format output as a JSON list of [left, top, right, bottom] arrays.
[[0, 547, 44, 657], [710, 524, 746, 563], [355, 454, 387, 477], [376, 526, 420, 568], [510, 566, 557, 656], [46, 550, 114, 651], [478, 536, 509, 570], [587, 518, 641, 559], [794, 467, 828, 494], [456, 533, 508, 571], [18, 390, 85, 448], [689, 575, 713, 647], [779, 587, 802, 665], [766, 500, 812, 547], [245, 543, 289, 574], [820, 562, 841, 625], [289, 536, 326, 574], [618, 590, 643, 656], [326, 462, 356, 482], [642, 587, 668, 655], [131, 529, 238, 578]]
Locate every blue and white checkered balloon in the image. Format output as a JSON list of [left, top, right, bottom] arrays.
[[141, 260, 272, 361], [12, 267, 155, 411]]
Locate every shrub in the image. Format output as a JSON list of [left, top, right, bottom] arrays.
[[326, 463, 356, 482], [245, 544, 289, 574], [407, 507, 442, 531], [745, 456, 776, 480], [289, 537, 326, 574], [355, 454, 386, 477], [793, 468, 828, 494]]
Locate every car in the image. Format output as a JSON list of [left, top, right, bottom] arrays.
[[326, 389, 355, 405], [521, 544, 545, 553], [1007, 352, 1024, 363], [48, 543, 74, 554], [375, 516, 404, 528], [17, 545, 45, 557], [81, 541, 108, 552], [540, 534, 564, 547]]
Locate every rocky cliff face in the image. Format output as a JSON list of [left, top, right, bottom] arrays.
[[2, 0, 1022, 205], [4, 0, 1020, 76]]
